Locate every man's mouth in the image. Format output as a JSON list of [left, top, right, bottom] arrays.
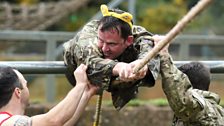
[[103, 53, 112, 59]]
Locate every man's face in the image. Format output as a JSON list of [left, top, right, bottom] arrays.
[[14, 70, 30, 109], [97, 25, 131, 59]]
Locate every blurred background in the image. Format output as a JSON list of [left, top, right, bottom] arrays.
[[0, 0, 224, 107]]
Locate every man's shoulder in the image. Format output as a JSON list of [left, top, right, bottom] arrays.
[[132, 25, 153, 36], [77, 20, 98, 41], [82, 20, 99, 32], [2, 115, 32, 126]]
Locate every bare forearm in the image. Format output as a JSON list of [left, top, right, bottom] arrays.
[[54, 85, 86, 122], [64, 93, 91, 126], [34, 84, 86, 125]]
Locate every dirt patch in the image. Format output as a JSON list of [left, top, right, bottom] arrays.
[[25, 104, 173, 126]]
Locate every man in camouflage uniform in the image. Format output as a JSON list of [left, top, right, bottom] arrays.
[[63, 5, 160, 110], [157, 35, 224, 125]]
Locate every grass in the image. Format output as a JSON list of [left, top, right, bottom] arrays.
[[26, 76, 224, 108], [103, 98, 169, 107]]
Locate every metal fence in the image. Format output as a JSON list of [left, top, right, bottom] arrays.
[[0, 30, 75, 102], [0, 30, 224, 102]]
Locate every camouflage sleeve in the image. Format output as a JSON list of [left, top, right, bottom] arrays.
[[160, 53, 205, 121], [132, 25, 160, 82], [195, 89, 221, 104], [63, 20, 117, 90], [132, 25, 154, 59]]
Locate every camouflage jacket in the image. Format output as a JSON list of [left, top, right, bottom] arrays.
[[160, 53, 224, 126], [63, 20, 160, 110]]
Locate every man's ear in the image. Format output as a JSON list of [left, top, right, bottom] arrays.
[[14, 87, 21, 98], [126, 35, 134, 46]]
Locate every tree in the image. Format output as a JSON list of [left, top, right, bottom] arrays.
[[137, 1, 186, 33]]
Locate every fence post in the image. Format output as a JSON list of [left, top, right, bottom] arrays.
[[128, 0, 136, 23], [179, 43, 189, 60], [4, 2, 13, 28], [46, 39, 57, 102], [38, 3, 45, 19], [21, 4, 28, 22]]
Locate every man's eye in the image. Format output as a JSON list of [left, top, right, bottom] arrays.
[[98, 39, 104, 43], [109, 43, 116, 46]]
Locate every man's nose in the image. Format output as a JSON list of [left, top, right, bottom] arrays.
[[102, 44, 109, 51]]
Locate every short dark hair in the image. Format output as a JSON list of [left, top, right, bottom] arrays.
[[0, 67, 22, 108], [99, 8, 133, 40], [178, 62, 210, 91]]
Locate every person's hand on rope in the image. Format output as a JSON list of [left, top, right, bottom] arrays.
[[153, 35, 169, 54], [113, 62, 135, 82], [130, 60, 148, 80], [113, 61, 147, 82], [74, 64, 99, 97]]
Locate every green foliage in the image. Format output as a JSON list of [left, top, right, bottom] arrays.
[[183, 9, 213, 34], [16, 0, 38, 4], [138, 2, 186, 34], [136, 0, 224, 35], [148, 98, 168, 106], [183, 0, 224, 35], [51, 4, 100, 31], [5, 0, 223, 34], [207, 0, 224, 35]]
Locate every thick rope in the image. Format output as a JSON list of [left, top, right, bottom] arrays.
[[133, 0, 213, 74], [93, 91, 103, 126]]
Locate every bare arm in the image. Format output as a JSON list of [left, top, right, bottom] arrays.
[[64, 82, 98, 126], [32, 64, 92, 126], [32, 85, 85, 126], [2, 115, 32, 126], [2, 82, 85, 126]]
